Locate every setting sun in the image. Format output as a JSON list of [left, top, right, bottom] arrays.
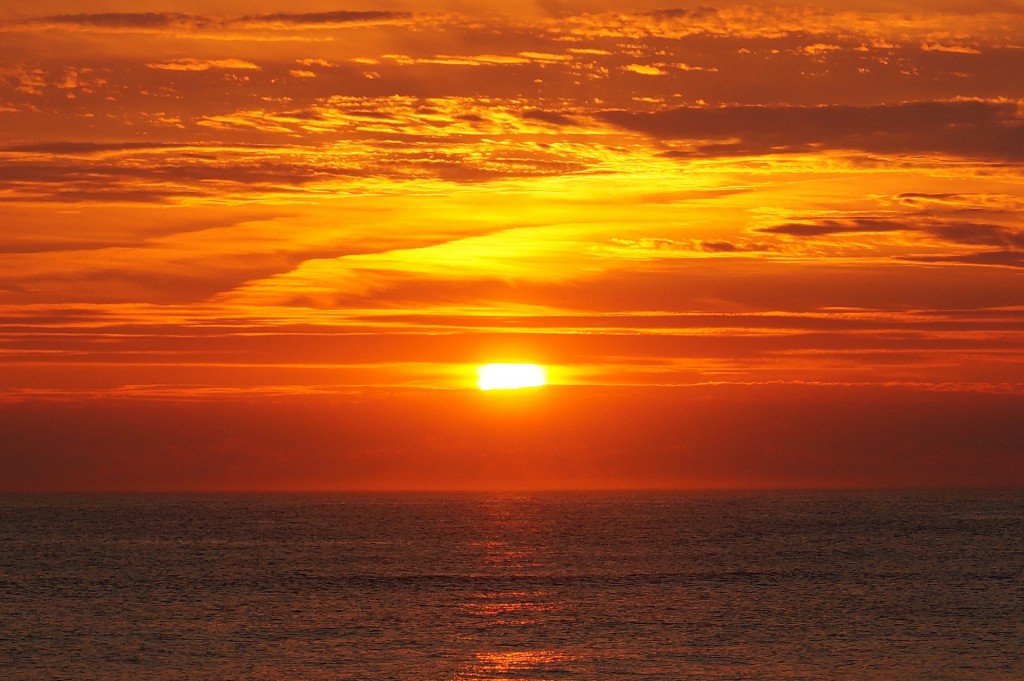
[[476, 364, 548, 391]]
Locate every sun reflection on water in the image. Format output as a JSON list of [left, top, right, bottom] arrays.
[[462, 590, 554, 621], [450, 496, 575, 680], [467, 539, 541, 571], [451, 650, 577, 680]]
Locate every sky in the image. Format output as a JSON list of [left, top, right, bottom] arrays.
[[1, 0, 1023, 490]]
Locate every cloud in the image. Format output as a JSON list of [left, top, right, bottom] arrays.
[[146, 59, 260, 72], [902, 250, 1024, 268], [13, 10, 413, 33], [0, 129, 601, 204], [801, 43, 842, 56], [926, 223, 1024, 248], [2, 142, 184, 154], [381, 53, 532, 66], [623, 64, 667, 76], [646, 7, 720, 21], [29, 12, 183, 28], [608, 237, 774, 254], [559, 4, 1024, 45], [0, 140, 430, 204], [761, 219, 907, 237], [757, 215, 1024, 270], [0, 155, 338, 202], [0, 65, 47, 95], [921, 42, 982, 54], [760, 216, 1024, 250], [521, 109, 577, 126], [895, 192, 968, 205], [599, 101, 1024, 161], [240, 11, 411, 26]]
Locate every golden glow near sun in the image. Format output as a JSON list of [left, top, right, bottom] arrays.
[[476, 364, 548, 391]]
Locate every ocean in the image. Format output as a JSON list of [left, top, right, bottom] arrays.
[[1, 491, 1021, 680]]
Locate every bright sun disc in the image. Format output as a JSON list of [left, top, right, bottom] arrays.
[[476, 363, 547, 390]]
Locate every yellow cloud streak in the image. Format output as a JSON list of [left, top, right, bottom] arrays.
[[145, 58, 260, 71]]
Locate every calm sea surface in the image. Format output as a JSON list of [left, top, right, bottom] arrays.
[[1, 492, 1022, 680]]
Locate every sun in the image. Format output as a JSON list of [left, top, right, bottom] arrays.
[[476, 363, 548, 391]]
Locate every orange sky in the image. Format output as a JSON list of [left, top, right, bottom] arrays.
[[1, 1, 1023, 490]]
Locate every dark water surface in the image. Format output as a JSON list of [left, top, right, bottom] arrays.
[[1, 492, 1022, 679]]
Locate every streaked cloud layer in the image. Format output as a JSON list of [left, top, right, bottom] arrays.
[[1, 0, 1022, 489]]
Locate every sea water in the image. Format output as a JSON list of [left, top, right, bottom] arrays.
[[1, 492, 1021, 680]]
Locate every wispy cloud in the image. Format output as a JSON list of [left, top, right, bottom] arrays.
[[599, 101, 1024, 161], [11, 10, 414, 33], [146, 58, 260, 72], [237, 11, 411, 25], [27, 12, 186, 28], [760, 215, 1024, 258], [902, 250, 1024, 268]]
